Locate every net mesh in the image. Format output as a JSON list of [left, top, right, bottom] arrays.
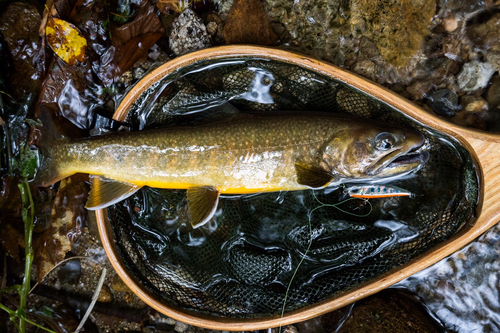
[[106, 58, 478, 317]]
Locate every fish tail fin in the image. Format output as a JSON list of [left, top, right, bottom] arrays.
[[35, 111, 71, 186]]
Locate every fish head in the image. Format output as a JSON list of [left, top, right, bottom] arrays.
[[322, 123, 429, 179]]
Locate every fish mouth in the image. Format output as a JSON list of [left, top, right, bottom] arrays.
[[389, 150, 429, 166], [367, 134, 429, 176]]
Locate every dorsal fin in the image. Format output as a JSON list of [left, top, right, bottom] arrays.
[[186, 186, 220, 228], [85, 176, 141, 210]]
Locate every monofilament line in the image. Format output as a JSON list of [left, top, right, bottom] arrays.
[[278, 191, 372, 332]]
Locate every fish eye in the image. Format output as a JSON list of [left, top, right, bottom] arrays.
[[351, 187, 359, 193], [375, 132, 396, 151]]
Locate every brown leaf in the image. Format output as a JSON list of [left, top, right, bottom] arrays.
[[46, 16, 88, 66], [0, 223, 24, 263], [99, 1, 165, 85], [34, 174, 89, 282], [36, 56, 93, 132], [223, 0, 278, 46], [0, 3, 45, 99]]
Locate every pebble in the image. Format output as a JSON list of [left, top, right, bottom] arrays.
[[485, 75, 500, 109], [133, 66, 146, 80], [97, 284, 113, 303], [426, 89, 461, 117], [57, 258, 82, 284], [457, 61, 495, 93], [461, 95, 489, 113], [174, 321, 189, 332], [406, 80, 434, 100], [111, 274, 131, 293], [443, 15, 458, 32], [169, 9, 211, 56], [206, 21, 218, 36]]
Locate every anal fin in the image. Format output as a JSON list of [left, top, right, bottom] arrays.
[[187, 186, 220, 228], [86, 176, 141, 210], [295, 163, 333, 189]]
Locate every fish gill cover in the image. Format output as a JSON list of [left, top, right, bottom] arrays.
[[107, 58, 478, 317]]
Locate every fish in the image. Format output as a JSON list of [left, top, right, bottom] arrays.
[[35, 112, 429, 228], [346, 185, 413, 198]]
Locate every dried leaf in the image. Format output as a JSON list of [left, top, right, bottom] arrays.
[[99, 2, 164, 84], [34, 175, 89, 282], [0, 223, 24, 263], [223, 0, 278, 46], [0, 3, 45, 99], [156, 0, 192, 14], [46, 17, 88, 66]]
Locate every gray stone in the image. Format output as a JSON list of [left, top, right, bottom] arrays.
[[457, 61, 495, 93], [169, 9, 211, 56], [486, 75, 500, 109], [426, 89, 461, 117]]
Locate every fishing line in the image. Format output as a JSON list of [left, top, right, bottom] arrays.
[[278, 192, 373, 331]]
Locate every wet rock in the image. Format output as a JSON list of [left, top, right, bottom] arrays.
[[206, 21, 218, 36], [461, 95, 489, 113], [224, 0, 278, 45], [485, 75, 500, 109], [443, 15, 458, 32], [97, 285, 113, 303], [111, 274, 131, 293], [457, 61, 495, 93], [263, 0, 349, 61], [0, 2, 43, 98], [426, 89, 461, 117], [57, 258, 82, 284], [350, 0, 436, 67], [352, 60, 377, 81], [169, 9, 211, 56], [174, 321, 189, 332], [452, 110, 488, 130], [407, 80, 434, 100], [337, 289, 443, 333], [486, 52, 500, 72], [468, 12, 500, 53]]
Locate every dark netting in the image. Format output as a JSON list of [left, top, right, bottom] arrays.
[[107, 58, 479, 317]]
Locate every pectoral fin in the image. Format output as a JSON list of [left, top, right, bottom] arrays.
[[86, 176, 141, 210], [295, 163, 333, 188], [187, 186, 220, 228]]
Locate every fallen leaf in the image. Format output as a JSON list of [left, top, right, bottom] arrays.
[[0, 3, 45, 99], [223, 0, 278, 46], [156, 0, 193, 14], [46, 16, 88, 66], [99, 1, 164, 84], [34, 174, 89, 282], [0, 223, 24, 263]]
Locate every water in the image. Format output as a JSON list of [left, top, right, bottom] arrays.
[[102, 58, 479, 317]]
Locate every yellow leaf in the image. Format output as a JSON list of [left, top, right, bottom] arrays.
[[46, 17, 88, 66], [156, 0, 193, 14]]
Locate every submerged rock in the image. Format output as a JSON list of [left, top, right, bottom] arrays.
[[350, 0, 436, 67], [337, 289, 443, 333], [486, 75, 500, 109], [224, 0, 278, 45], [468, 12, 500, 53], [457, 61, 495, 93], [426, 89, 460, 117], [169, 9, 211, 56]]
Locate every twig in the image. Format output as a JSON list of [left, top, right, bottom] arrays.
[[29, 256, 100, 294], [75, 268, 107, 333]]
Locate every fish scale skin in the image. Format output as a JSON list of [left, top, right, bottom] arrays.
[[47, 113, 423, 193], [53, 115, 345, 192]]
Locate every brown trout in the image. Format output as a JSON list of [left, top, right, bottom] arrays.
[[36, 113, 428, 228]]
